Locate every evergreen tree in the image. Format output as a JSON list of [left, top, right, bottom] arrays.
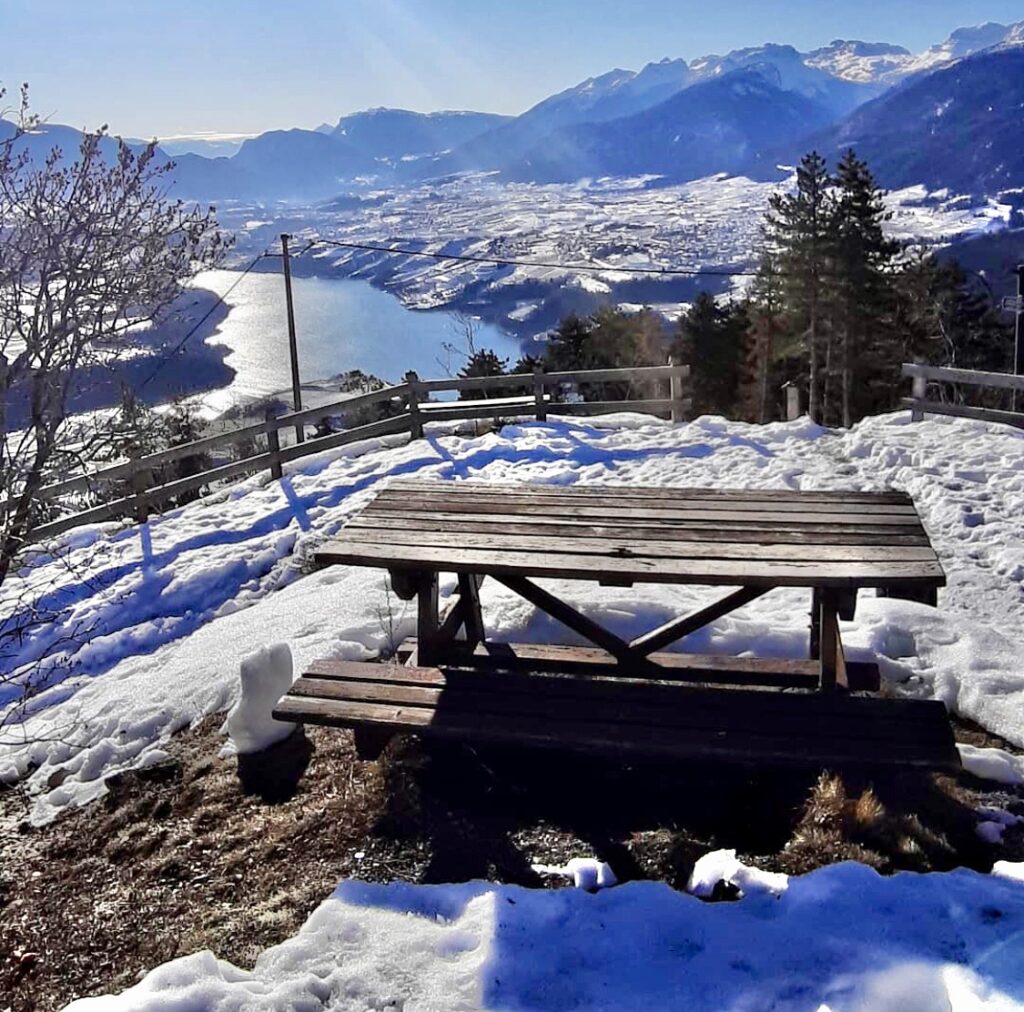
[[830, 149, 900, 426], [458, 348, 508, 400], [740, 256, 787, 422], [674, 293, 745, 416], [763, 151, 835, 423]]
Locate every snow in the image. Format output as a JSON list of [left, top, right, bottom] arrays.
[[531, 857, 618, 890], [64, 861, 1024, 1011], [222, 642, 297, 755], [6, 410, 1024, 824], [223, 171, 1008, 332], [959, 744, 1024, 785], [687, 848, 789, 898]]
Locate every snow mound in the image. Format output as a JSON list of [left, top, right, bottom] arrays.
[[531, 857, 618, 890], [222, 641, 296, 755], [687, 848, 789, 898], [959, 744, 1024, 785], [64, 862, 1024, 1011]]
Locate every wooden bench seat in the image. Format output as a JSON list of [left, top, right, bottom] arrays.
[[272, 659, 960, 771]]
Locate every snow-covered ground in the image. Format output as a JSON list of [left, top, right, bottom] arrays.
[[5, 408, 1024, 1008], [65, 859, 1024, 1011], [5, 409, 1024, 819], [228, 173, 1015, 330]]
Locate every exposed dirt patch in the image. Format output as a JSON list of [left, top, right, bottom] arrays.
[[2, 714, 1022, 1010]]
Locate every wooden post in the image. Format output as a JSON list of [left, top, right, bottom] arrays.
[[416, 570, 441, 665], [669, 357, 685, 423], [533, 365, 547, 422], [818, 590, 847, 692], [785, 383, 801, 421], [405, 370, 423, 440], [265, 408, 283, 481], [280, 233, 304, 445], [809, 587, 821, 660], [911, 370, 926, 422], [128, 451, 149, 524]]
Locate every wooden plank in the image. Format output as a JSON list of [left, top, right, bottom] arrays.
[[902, 362, 1024, 393], [338, 526, 939, 564], [369, 488, 921, 518], [901, 398, 1024, 429], [364, 495, 923, 526], [287, 675, 950, 744], [411, 364, 687, 394], [272, 695, 959, 769], [629, 587, 767, 655], [315, 540, 946, 588], [385, 479, 913, 506], [305, 658, 887, 711], [350, 512, 932, 546], [308, 649, 853, 690]]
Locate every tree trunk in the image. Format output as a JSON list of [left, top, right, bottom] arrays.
[[808, 302, 820, 423]]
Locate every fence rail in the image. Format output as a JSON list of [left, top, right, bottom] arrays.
[[20, 363, 690, 543], [902, 362, 1024, 428]]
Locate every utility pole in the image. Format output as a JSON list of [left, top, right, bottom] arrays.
[[1009, 264, 1024, 414], [281, 233, 304, 444]]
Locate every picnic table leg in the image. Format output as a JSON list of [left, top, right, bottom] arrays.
[[809, 587, 822, 660], [416, 569, 441, 665], [458, 573, 486, 649], [818, 590, 848, 692]]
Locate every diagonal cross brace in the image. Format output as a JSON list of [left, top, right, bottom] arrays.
[[628, 586, 768, 657], [493, 573, 640, 662]]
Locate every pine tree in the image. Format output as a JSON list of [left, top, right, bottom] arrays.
[[458, 348, 508, 400], [674, 293, 745, 417], [763, 151, 835, 423], [831, 149, 899, 426], [740, 256, 787, 422]]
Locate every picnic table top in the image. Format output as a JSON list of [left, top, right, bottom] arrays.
[[315, 479, 946, 590]]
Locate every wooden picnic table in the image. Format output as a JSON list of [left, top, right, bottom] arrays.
[[275, 479, 958, 770], [316, 479, 945, 691]]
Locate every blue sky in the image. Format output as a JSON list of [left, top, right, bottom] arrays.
[[2, 0, 1022, 138]]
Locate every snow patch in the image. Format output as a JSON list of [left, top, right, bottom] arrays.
[[222, 642, 297, 755]]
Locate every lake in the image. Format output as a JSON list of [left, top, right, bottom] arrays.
[[193, 269, 523, 414]]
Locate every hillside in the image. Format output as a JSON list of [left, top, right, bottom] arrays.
[[796, 47, 1024, 194], [505, 68, 835, 183]]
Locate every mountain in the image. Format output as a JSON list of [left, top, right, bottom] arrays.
[[329, 108, 510, 160], [688, 44, 878, 116], [797, 47, 1024, 194], [805, 20, 1024, 84], [416, 58, 693, 177], [506, 68, 835, 184]]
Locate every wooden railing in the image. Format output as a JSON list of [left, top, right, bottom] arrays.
[[17, 363, 690, 543], [902, 362, 1024, 428]]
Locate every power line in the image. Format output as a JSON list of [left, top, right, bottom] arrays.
[[139, 249, 270, 389], [300, 237, 761, 278]]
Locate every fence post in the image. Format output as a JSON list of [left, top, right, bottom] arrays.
[[265, 407, 283, 481], [533, 365, 547, 422], [669, 357, 686, 423], [405, 370, 423, 440], [911, 369, 926, 422], [785, 383, 801, 421], [128, 450, 150, 524]]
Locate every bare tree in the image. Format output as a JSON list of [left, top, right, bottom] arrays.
[[0, 85, 227, 586]]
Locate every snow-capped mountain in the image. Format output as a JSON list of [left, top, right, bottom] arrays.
[[687, 43, 877, 115], [805, 20, 1024, 84], [801, 46, 1024, 195], [505, 68, 834, 184]]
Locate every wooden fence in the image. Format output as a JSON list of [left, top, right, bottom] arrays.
[[19, 363, 690, 543], [902, 362, 1024, 428]]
